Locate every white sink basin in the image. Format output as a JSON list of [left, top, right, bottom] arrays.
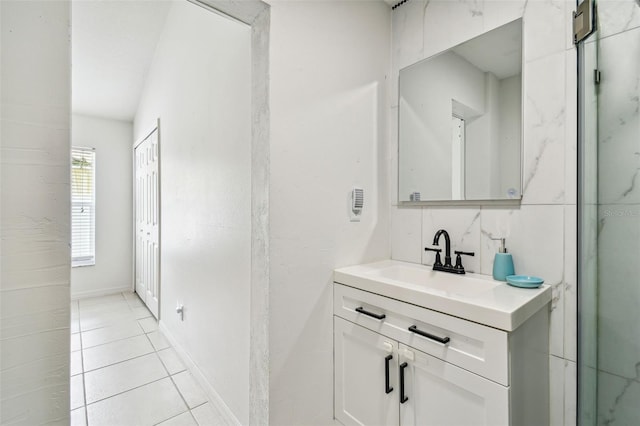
[[334, 260, 551, 331], [369, 263, 499, 297]]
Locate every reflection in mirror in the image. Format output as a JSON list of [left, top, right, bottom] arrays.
[[399, 19, 523, 202]]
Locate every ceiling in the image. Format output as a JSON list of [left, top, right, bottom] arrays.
[[72, 0, 172, 121], [72, 0, 396, 122]]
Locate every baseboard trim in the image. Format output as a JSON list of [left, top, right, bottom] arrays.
[[71, 285, 134, 300], [159, 321, 241, 426]]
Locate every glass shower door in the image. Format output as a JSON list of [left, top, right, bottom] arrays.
[[578, 0, 640, 424]]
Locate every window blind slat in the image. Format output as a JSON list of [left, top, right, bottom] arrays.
[[71, 147, 95, 265]]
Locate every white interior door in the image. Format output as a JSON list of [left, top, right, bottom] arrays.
[[135, 127, 160, 318]]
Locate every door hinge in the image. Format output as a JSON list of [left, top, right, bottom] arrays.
[[594, 69, 601, 85], [573, 0, 595, 44]]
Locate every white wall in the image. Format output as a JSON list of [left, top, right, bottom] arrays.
[[267, 1, 391, 424], [71, 114, 132, 298], [133, 2, 252, 423], [0, 1, 71, 424], [390, 1, 577, 425]]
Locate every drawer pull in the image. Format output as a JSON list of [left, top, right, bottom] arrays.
[[384, 355, 394, 394], [399, 362, 409, 404], [355, 306, 386, 320], [408, 325, 450, 344]]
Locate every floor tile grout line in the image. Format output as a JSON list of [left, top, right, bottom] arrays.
[[78, 303, 131, 318], [138, 315, 160, 334], [144, 326, 170, 353], [78, 293, 134, 308], [78, 306, 151, 323], [79, 320, 159, 372], [169, 370, 213, 416], [77, 294, 148, 319], [71, 295, 140, 424], [169, 373, 193, 413], [190, 401, 208, 411], [155, 326, 179, 376], [150, 324, 204, 408], [78, 314, 151, 334], [86, 300, 150, 312], [81, 322, 147, 350], [70, 295, 157, 424], [77, 293, 126, 308], [78, 300, 131, 313], [159, 349, 173, 376], [79, 311, 132, 323], [84, 372, 171, 407], [73, 404, 87, 426], [125, 291, 146, 310], [83, 348, 159, 375], [144, 327, 194, 413], [78, 316, 89, 426], [152, 408, 193, 426], [157, 348, 188, 376]]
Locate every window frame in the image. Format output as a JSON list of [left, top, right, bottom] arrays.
[[71, 146, 96, 268]]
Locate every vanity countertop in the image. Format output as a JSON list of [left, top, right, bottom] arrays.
[[334, 260, 552, 331]]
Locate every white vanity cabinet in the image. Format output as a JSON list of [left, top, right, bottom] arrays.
[[335, 316, 509, 426], [333, 282, 549, 426]]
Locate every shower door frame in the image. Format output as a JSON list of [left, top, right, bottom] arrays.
[[576, 0, 599, 424]]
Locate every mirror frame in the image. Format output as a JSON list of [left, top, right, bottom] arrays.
[[397, 18, 525, 206]]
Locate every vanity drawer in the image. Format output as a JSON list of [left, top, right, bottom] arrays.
[[334, 283, 509, 385]]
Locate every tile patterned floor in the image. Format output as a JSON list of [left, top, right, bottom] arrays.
[[70, 292, 224, 426]]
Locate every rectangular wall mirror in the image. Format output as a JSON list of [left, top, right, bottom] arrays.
[[398, 18, 523, 203]]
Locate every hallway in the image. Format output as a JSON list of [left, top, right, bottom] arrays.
[[70, 293, 225, 425]]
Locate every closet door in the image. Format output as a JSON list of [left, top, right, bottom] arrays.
[[134, 127, 160, 318]]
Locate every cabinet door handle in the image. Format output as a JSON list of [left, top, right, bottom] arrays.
[[384, 355, 394, 394], [399, 362, 409, 404], [355, 306, 386, 320], [408, 325, 450, 344]]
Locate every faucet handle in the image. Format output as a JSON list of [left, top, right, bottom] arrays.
[[454, 251, 475, 272], [424, 247, 443, 266]]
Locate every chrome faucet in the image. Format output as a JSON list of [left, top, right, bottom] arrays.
[[424, 229, 475, 274]]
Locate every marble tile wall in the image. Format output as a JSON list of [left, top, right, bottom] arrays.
[[388, 1, 578, 424]]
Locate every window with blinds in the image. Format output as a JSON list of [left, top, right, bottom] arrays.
[[71, 147, 96, 267]]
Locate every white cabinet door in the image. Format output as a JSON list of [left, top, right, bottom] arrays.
[[134, 127, 160, 318], [335, 317, 399, 426], [399, 343, 509, 426]]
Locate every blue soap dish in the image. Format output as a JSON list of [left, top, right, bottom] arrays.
[[506, 275, 544, 289]]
